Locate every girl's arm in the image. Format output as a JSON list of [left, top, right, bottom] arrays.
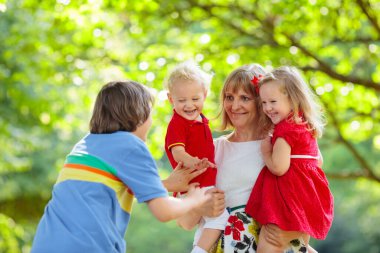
[[261, 137, 291, 176], [146, 185, 210, 222]]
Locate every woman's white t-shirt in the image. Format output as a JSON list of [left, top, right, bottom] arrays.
[[214, 136, 265, 209]]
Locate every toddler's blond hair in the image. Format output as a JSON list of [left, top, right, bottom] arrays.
[[165, 60, 212, 92]]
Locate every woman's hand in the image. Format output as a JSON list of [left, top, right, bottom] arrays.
[[162, 162, 207, 193]]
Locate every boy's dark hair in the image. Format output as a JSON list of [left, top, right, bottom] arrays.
[[90, 81, 154, 133]]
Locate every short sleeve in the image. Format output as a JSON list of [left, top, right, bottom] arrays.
[[165, 118, 187, 150], [272, 121, 296, 148], [117, 143, 168, 203]]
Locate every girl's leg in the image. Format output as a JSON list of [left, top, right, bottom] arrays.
[[258, 225, 312, 253], [257, 225, 284, 253]]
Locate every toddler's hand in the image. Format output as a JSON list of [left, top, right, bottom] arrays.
[[185, 156, 202, 170], [193, 158, 215, 170]]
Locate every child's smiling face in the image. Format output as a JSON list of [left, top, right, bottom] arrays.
[[168, 80, 207, 121], [260, 80, 292, 125]]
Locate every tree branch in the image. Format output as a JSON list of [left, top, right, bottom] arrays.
[[187, 1, 279, 46], [330, 37, 380, 44], [356, 0, 380, 37], [325, 171, 377, 181], [320, 99, 380, 183], [287, 36, 380, 91], [199, 5, 380, 182]]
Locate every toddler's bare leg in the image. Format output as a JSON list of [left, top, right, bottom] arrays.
[[195, 228, 222, 252]]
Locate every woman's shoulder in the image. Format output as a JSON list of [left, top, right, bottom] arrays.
[[214, 134, 228, 141], [213, 135, 228, 146]]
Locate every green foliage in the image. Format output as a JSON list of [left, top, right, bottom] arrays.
[[0, 214, 30, 253], [0, 0, 380, 252], [126, 203, 194, 253]]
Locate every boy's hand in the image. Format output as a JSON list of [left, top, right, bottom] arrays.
[[195, 188, 225, 217], [162, 162, 207, 192], [186, 184, 211, 208]]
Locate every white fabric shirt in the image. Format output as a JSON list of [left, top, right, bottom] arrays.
[[215, 136, 265, 208]]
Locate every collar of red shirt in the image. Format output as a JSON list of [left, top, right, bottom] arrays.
[[172, 109, 209, 125]]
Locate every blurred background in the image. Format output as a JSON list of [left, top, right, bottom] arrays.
[[0, 0, 379, 252]]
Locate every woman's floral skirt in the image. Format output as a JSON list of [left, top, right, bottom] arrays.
[[211, 206, 308, 253]]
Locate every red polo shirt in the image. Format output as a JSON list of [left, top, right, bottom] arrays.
[[165, 110, 217, 191]]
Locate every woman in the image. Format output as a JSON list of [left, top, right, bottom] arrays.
[[178, 64, 315, 253]]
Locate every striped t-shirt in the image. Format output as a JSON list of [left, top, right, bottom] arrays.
[[31, 131, 168, 253]]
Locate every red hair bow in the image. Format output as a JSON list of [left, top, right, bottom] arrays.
[[250, 75, 263, 94]]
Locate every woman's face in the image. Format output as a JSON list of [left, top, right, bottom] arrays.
[[223, 87, 257, 130]]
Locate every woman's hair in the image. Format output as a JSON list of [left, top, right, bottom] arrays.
[[259, 66, 325, 137], [164, 60, 213, 92], [90, 81, 154, 133], [219, 64, 272, 137]]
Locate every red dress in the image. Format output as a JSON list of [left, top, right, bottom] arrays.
[[245, 119, 334, 240]]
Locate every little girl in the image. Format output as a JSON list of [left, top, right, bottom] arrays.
[[245, 66, 334, 253]]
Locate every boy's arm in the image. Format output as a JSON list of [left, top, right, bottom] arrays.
[[261, 137, 291, 176], [176, 187, 226, 230], [176, 211, 202, 230], [146, 185, 210, 222]]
